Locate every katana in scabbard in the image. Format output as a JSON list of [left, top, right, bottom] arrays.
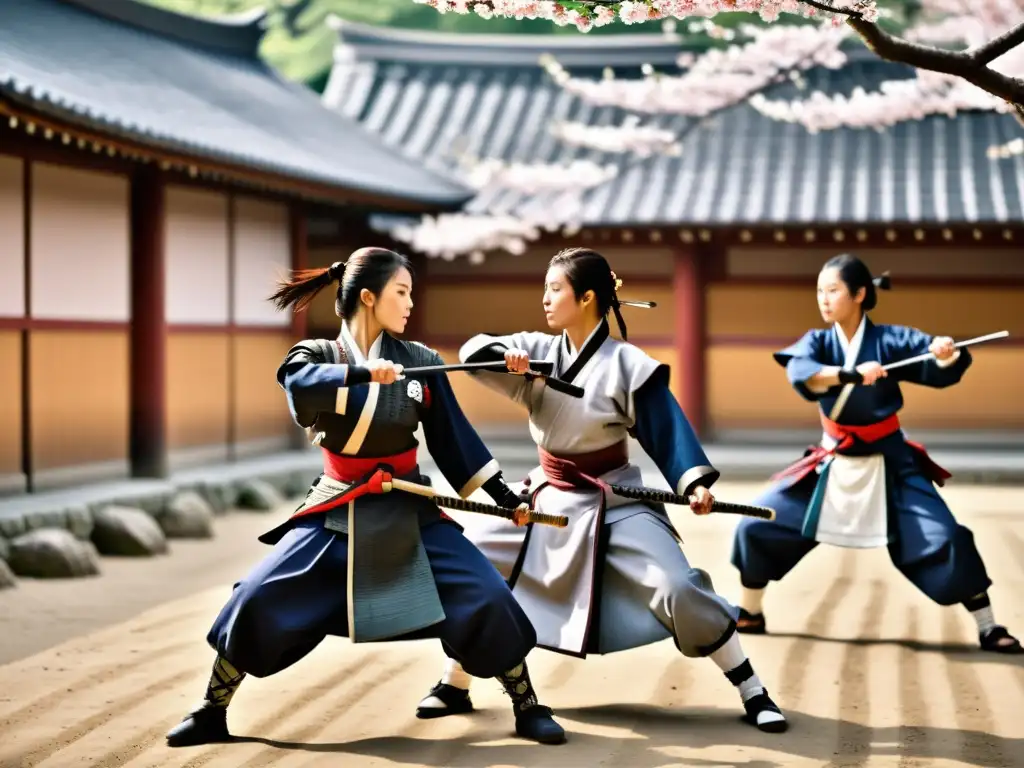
[[606, 483, 776, 521], [401, 360, 585, 399], [384, 476, 569, 528]]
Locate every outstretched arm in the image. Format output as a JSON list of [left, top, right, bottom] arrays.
[[772, 330, 841, 401], [458, 331, 556, 406], [276, 341, 373, 428], [883, 326, 972, 388], [630, 367, 720, 499]]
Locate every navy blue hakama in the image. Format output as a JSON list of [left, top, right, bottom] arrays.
[[208, 517, 537, 679]]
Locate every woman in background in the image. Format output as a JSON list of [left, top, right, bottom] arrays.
[[730, 253, 1021, 655]]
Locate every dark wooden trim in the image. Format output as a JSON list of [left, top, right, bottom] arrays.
[[708, 334, 1024, 347], [21, 158, 32, 492], [166, 323, 292, 334], [0, 318, 130, 331], [129, 166, 168, 478], [674, 245, 707, 437], [708, 275, 1024, 288], [0, 102, 469, 213], [227, 194, 237, 461], [422, 273, 671, 288], [0, 130, 136, 176], [289, 203, 308, 341], [525, 226, 1024, 254]]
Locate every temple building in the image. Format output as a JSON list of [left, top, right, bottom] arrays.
[[0, 0, 471, 495], [319, 19, 1024, 441]]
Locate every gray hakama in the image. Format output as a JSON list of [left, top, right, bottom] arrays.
[[455, 318, 738, 659]]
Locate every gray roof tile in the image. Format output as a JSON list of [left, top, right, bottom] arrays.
[[324, 19, 1024, 224], [0, 0, 472, 207]]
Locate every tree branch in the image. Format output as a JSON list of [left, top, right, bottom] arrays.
[[967, 20, 1024, 65], [846, 17, 1024, 105]]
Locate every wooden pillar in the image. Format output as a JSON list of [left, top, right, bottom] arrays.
[[289, 203, 308, 341], [21, 159, 33, 492], [288, 202, 309, 451], [226, 194, 237, 462], [129, 167, 167, 478], [673, 245, 706, 437]]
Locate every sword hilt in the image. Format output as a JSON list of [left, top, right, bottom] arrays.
[[433, 496, 568, 527], [607, 484, 776, 520], [710, 501, 776, 521]]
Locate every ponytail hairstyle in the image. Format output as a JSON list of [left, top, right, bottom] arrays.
[[548, 247, 656, 341], [268, 247, 414, 319], [822, 253, 891, 312]]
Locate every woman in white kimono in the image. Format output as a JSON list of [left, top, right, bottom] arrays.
[[415, 247, 788, 733]]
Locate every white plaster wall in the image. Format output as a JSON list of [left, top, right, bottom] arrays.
[[30, 163, 130, 321], [165, 186, 230, 324], [232, 196, 290, 326]]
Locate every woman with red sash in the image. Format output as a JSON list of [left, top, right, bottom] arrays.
[[166, 248, 565, 748], [730, 253, 1021, 654], [415, 248, 788, 734]]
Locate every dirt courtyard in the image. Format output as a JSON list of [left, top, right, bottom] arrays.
[[1, 481, 1022, 768]]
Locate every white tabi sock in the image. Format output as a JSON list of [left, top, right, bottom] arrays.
[[739, 586, 765, 615], [710, 635, 765, 701], [710, 635, 786, 730], [970, 605, 997, 635], [441, 658, 472, 690]]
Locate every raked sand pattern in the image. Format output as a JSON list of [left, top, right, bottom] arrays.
[[1, 482, 1022, 768]]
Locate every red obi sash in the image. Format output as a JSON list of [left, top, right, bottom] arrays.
[[771, 412, 951, 487], [289, 447, 451, 522], [536, 440, 628, 494]]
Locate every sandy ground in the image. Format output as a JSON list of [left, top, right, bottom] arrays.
[[0, 480, 1022, 768]]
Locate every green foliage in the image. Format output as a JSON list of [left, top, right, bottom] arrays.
[[139, 0, 921, 87]]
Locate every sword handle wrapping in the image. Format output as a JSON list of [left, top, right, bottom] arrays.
[[526, 510, 569, 528], [607, 484, 776, 520], [711, 501, 776, 521], [434, 496, 568, 528]]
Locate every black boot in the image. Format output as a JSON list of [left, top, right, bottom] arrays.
[[166, 655, 244, 747], [495, 661, 566, 745], [166, 703, 231, 747]]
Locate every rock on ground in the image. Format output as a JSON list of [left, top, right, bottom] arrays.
[[157, 491, 215, 539], [7, 528, 101, 579], [0, 558, 15, 589], [91, 505, 169, 557], [236, 479, 285, 511]]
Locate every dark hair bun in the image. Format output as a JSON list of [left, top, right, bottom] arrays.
[[873, 272, 892, 291]]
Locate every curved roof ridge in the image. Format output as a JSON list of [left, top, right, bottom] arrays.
[[61, 0, 267, 58], [326, 16, 883, 68]]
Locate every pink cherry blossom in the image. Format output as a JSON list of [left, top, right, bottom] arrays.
[[398, 0, 1024, 260]]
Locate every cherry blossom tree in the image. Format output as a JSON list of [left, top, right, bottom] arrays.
[[387, 0, 1024, 261]]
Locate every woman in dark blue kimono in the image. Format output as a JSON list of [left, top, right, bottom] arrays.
[[166, 247, 566, 747], [730, 253, 1021, 654]]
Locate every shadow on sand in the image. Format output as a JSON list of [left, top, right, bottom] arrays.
[[233, 702, 1024, 768]]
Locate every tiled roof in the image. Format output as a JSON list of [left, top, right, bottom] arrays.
[[0, 0, 472, 207], [322, 19, 1024, 225]]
